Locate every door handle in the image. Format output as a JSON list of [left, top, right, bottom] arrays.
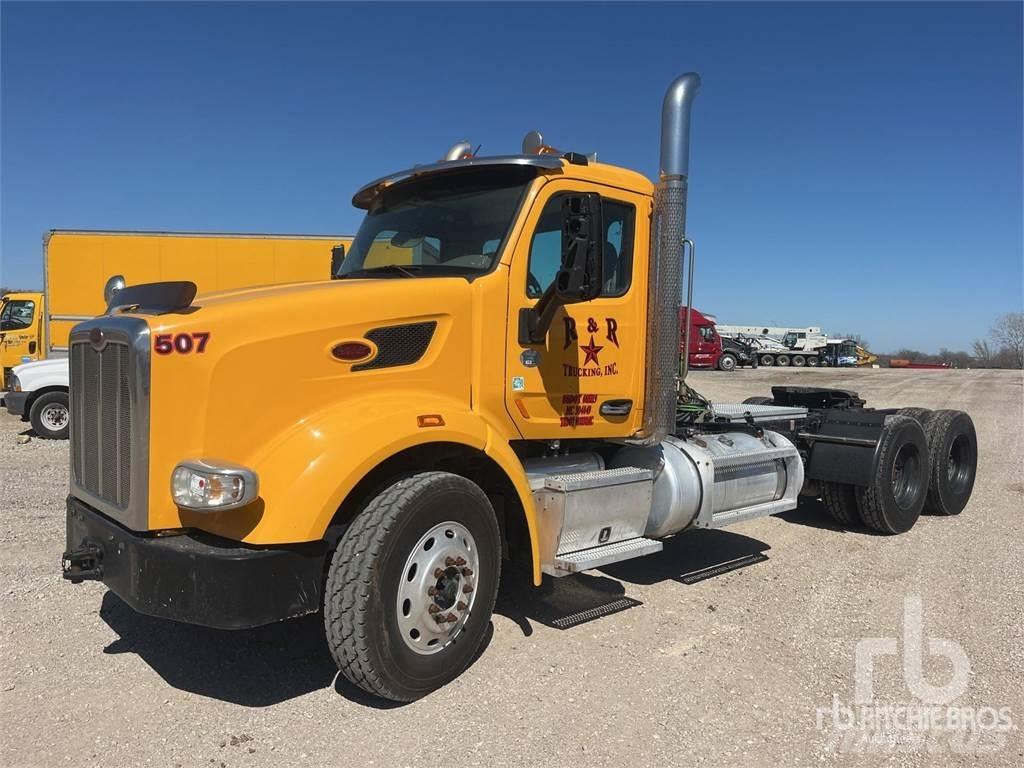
[[600, 399, 633, 417]]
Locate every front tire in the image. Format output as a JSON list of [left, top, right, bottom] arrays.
[[717, 353, 737, 372], [324, 472, 501, 702], [29, 391, 70, 440], [856, 415, 928, 534]]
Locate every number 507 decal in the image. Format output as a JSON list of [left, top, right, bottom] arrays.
[[154, 332, 210, 355]]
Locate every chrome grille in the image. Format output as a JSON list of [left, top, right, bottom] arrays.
[[71, 341, 132, 509], [69, 316, 150, 529]]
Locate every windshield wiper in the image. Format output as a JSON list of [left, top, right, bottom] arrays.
[[340, 264, 421, 279]]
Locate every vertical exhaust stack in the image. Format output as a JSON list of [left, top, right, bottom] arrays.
[[639, 72, 701, 444]]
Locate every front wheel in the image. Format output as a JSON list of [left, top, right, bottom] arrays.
[[717, 353, 737, 372], [29, 391, 70, 440], [324, 472, 501, 701]]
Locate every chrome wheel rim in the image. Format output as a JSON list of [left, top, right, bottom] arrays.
[[40, 403, 68, 431], [396, 521, 480, 655]]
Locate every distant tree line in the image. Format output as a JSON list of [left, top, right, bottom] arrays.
[[874, 313, 1024, 369]]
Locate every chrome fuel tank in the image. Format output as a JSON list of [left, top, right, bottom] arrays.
[[610, 429, 803, 537]]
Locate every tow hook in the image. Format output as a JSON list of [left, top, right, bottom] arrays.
[[62, 542, 104, 583]]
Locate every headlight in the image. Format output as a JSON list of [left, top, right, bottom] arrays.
[[171, 459, 259, 510], [10, 375, 21, 393]]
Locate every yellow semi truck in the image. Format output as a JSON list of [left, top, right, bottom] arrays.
[[2, 230, 351, 436], [62, 74, 978, 701]]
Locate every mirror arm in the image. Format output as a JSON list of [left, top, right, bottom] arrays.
[[518, 282, 564, 345]]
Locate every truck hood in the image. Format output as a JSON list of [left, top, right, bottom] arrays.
[[13, 356, 69, 380], [142, 275, 477, 518]]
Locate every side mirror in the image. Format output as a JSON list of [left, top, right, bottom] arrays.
[[330, 244, 346, 279], [555, 194, 603, 303], [518, 192, 605, 345]]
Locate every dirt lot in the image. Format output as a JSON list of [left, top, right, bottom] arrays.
[[1, 367, 1021, 767]]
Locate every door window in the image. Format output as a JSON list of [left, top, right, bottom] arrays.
[[526, 196, 635, 298]]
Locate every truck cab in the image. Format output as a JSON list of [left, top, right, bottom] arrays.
[[1, 291, 44, 391], [680, 306, 724, 370]]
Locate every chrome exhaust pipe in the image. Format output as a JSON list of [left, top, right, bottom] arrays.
[[638, 73, 701, 444]]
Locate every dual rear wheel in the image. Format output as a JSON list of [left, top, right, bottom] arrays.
[[821, 409, 977, 533]]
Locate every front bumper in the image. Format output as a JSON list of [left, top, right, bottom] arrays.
[[63, 497, 327, 629], [4, 390, 29, 417]]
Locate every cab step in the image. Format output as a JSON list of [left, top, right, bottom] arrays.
[[533, 466, 656, 577], [543, 536, 663, 577]]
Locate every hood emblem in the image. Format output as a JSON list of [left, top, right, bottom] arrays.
[[89, 328, 107, 351]]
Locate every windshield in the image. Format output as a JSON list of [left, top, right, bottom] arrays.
[[339, 166, 535, 279], [0, 299, 35, 331]]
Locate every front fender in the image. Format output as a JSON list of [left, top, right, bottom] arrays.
[[186, 390, 542, 584]]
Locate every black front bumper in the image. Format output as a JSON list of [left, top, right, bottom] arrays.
[[64, 497, 327, 629], [4, 390, 29, 416]]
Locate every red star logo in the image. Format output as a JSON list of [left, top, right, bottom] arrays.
[[580, 335, 604, 366]]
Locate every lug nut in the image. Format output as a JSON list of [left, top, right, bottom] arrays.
[[434, 614, 448, 624], [456, 601, 467, 611], [461, 567, 473, 577], [462, 584, 474, 594], [434, 568, 445, 579], [427, 586, 437, 596], [445, 557, 456, 566], [446, 613, 458, 623], [455, 557, 466, 566], [428, 604, 440, 614]]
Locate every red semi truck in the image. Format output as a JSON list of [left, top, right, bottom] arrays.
[[680, 307, 757, 371]]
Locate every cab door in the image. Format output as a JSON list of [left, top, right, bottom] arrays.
[[504, 180, 649, 439]]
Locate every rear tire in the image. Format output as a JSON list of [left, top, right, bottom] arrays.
[[29, 391, 70, 440], [776, 355, 790, 367], [760, 355, 775, 366], [856, 415, 928, 534], [717, 353, 737, 372], [821, 482, 861, 527], [921, 410, 977, 516], [806, 356, 819, 367], [324, 471, 501, 702], [792, 355, 806, 367], [896, 407, 931, 424]]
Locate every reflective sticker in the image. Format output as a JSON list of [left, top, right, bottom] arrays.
[[511, 376, 525, 391]]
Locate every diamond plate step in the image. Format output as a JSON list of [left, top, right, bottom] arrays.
[[544, 537, 663, 577]]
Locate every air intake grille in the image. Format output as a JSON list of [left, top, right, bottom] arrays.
[[354, 321, 437, 371], [71, 341, 133, 510]]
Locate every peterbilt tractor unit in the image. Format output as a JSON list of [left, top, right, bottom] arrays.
[[61, 74, 978, 702]]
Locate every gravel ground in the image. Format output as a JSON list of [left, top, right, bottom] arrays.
[[1, 367, 1021, 767]]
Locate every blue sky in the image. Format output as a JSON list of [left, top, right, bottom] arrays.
[[2, 1, 1021, 352]]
